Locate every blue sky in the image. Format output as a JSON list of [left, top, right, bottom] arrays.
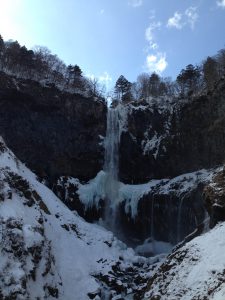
[[0, 0, 225, 88]]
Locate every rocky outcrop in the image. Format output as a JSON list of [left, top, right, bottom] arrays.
[[119, 182, 206, 246], [143, 222, 225, 300], [204, 167, 225, 227], [0, 72, 107, 184], [0, 137, 163, 300], [119, 79, 225, 184], [55, 169, 215, 247]]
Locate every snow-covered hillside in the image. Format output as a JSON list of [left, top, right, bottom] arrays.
[[0, 137, 163, 300], [1, 136, 225, 300], [144, 222, 225, 300]]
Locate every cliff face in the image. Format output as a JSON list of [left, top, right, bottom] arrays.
[[54, 169, 214, 248], [119, 78, 225, 184], [0, 138, 155, 300], [1, 71, 225, 188], [0, 72, 107, 184], [1, 71, 225, 247]]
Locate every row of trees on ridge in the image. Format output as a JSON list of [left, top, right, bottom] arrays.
[[1, 34, 225, 102], [0, 34, 105, 98], [113, 49, 225, 102]]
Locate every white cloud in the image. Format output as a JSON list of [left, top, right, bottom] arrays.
[[217, 0, 225, 8], [99, 72, 112, 85], [149, 9, 156, 20], [145, 21, 161, 50], [100, 9, 104, 15], [185, 7, 198, 29], [128, 0, 143, 8], [146, 53, 168, 74], [86, 71, 112, 87], [144, 16, 167, 74], [167, 12, 183, 29], [167, 7, 198, 30]]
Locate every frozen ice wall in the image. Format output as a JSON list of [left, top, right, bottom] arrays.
[[104, 107, 120, 228]]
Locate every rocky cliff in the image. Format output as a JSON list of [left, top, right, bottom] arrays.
[[54, 168, 216, 249], [0, 72, 107, 185], [0, 137, 162, 300], [119, 78, 225, 184], [1, 71, 225, 249], [1, 71, 225, 188]]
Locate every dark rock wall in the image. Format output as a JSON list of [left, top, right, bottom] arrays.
[[0, 72, 107, 184], [55, 173, 207, 246], [204, 168, 225, 227], [119, 79, 225, 184], [119, 183, 206, 246]]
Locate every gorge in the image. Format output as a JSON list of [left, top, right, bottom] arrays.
[[1, 60, 225, 299]]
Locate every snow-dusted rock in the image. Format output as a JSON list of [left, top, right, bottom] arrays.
[[144, 222, 225, 300], [0, 137, 161, 299]]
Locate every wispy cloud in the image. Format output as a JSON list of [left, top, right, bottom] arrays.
[[146, 53, 168, 73], [99, 72, 112, 85], [86, 71, 112, 87], [128, 0, 143, 8], [185, 7, 198, 29], [167, 12, 183, 29], [145, 21, 161, 50], [144, 13, 168, 74], [100, 9, 105, 15], [167, 6, 198, 30], [217, 0, 225, 8]]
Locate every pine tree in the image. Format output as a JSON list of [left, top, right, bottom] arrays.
[[176, 64, 201, 95], [114, 75, 132, 101], [149, 73, 160, 96], [203, 56, 219, 91]]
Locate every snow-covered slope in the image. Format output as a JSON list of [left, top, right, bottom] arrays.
[[0, 137, 162, 300], [144, 221, 225, 300]]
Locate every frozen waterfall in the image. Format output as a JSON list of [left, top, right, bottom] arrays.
[[104, 107, 120, 229]]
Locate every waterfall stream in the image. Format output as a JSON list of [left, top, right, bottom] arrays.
[[151, 195, 155, 253], [177, 195, 185, 243], [104, 107, 120, 229]]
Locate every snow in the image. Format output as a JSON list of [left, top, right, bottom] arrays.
[[119, 180, 161, 218], [76, 168, 217, 219], [145, 221, 225, 299], [142, 132, 163, 158], [135, 239, 173, 256], [78, 170, 106, 210], [1, 135, 225, 299], [0, 137, 159, 299]]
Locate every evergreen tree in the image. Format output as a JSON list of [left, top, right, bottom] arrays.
[[114, 75, 132, 101], [66, 64, 83, 89], [176, 64, 201, 95], [203, 56, 219, 91], [216, 49, 225, 76], [149, 73, 160, 96]]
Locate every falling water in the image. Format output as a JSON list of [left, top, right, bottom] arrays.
[[104, 107, 120, 229], [202, 210, 210, 233], [151, 195, 155, 253], [177, 195, 185, 243]]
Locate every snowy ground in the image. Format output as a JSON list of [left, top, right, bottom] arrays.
[[144, 221, 225, 300], [1, 136, 225, 299], [0, 137, 163, 299]]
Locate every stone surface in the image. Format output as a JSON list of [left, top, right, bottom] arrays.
[[0, 72, 107, 184], [204, 168, 225, 227], [55, 171, 210, 247], [119, 79, 225, 184]]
